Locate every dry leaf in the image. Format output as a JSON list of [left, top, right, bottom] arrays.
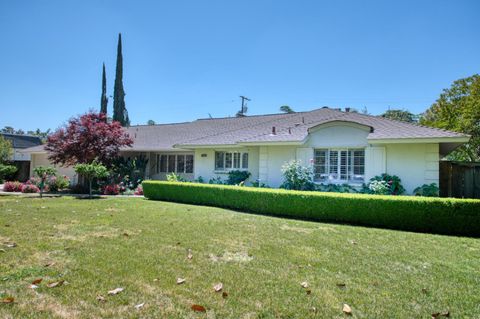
[[44, 262, 55, 267], [213, 283, 223, 292], [191, 304, 206, 312], [123, 232, 129, 237], [306, 289, 312, 295], [176, 278, 186, 285], [432, 311, 450, 318], [187, 249, 193, 260], [300, 281, 309, 288], [4, 242, 16, 248], [222, 291, 228, 298], [134, 302, 145, 310], [107, 288, 124, 295], [47, 280, 64, 288], [343, 303, 352, 315], [32, 278, 43, 285], [153, 278, 159, 282], [1, 297, 14, 304], [96, 295, 106, 303]]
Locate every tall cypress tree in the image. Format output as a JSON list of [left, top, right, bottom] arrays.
[[100, 63, 108, 117], [113, 33, 129, 126]]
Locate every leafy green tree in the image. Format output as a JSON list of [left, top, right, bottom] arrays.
[[280, 105, 295, 113], [74, 161, 109, 198], [33, 166, 56, 198], [420, 74, 480, 161], [147, 120, 156, 125], [113, 33, 129, 126], [0, 135, 12, 163], [100, 63, 108, 116], [381, 109, 417, 123]]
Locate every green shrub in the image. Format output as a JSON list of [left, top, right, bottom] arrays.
[[368, 174, 405, 195], [316, 183, 358, 193], [143, 181, 480, 237], [226, 170, 251, 185], [414, 183, 440, 197], [166, 172, 186, 182], [280, 160, 315, 191], [0, 164, 17, 183]]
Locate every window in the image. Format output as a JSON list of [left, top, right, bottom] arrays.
[[314, 149, 365, 183], [215, 151, 249, 171], [156, 153, 194, 174]]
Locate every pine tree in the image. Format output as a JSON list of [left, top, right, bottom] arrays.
[[100, 63, 108, 117], [113, 33, 129, 126]]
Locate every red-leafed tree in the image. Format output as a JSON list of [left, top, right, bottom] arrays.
[[45, 112, 133, 166]]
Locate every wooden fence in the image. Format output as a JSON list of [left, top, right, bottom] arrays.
[[440, 161, 480, 199]]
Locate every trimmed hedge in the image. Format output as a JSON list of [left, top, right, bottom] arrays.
[[142, 181, 480, 237]]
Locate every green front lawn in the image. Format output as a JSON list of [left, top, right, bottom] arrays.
[[0, 196, 479, 318]]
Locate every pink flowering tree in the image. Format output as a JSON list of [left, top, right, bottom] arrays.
[[45, 112, 133, 166]]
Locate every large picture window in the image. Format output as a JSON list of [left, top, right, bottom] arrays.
[[215, 151, 249, 171], [156, 154, 194, 174], [314, 149, 365, 183]]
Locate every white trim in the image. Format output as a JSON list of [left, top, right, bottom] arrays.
[[368, 137, 470, 144]]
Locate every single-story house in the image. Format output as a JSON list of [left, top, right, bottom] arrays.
[[1, 133, 42, 181], [22, 107, 470, 194]]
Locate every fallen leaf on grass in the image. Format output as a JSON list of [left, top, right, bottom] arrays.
[[213, 283, 223, 292], [32, 278, 43, 285], [123, 232, 129, 237], [96, 295, 106, 303], [134, 302, 145, 310], [4, 242, 16, 248], [47, 280, 64, 288], [29, 284, 39, 289], [306, 289, 312, 295], [153, 278, 159, 282], [176, 278, 186, 285], [187, 249, 193, 260], [343, 303, 352, 315], [300, 281, 309, 288], [432, 311, 450, 318], [1, 297, 14, 304], [107, 288, 124, 295], [191, 304, 206, 312], [222, 292, 228, 298], [44, 262, 55, 267]]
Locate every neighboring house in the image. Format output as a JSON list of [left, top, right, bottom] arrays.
[[1, 133, 43, 181], [22, 107, 470, 194]]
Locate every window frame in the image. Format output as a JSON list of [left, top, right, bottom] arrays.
[[156, 153, 194, 174], [214, 151, 249, 172], [314, 148, 365, 184]]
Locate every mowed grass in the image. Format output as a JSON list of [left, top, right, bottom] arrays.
[[0, 196, 479, 318]]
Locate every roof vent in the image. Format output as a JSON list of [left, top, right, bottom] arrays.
[[294, 123, 301, 127], [271, 126, 276, 135], [288, 127, 292, 134], [302, 117, 305, 124]]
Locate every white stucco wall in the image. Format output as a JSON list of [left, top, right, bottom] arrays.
[[194, 147, 259, 184], [30, 153, 77, 184], [382, 143, 439, 194]]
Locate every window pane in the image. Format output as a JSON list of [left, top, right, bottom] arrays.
[[314, 149, 327, 181], [225, 153, 232, 169], [340, 150, 348, 180], [176, 155, 185, 173], [242, 153, 249, 169], [160, 155, 167, 173], [233, 152, 240, 168], [185, 155, 194, 173], [351, 150, 365, 181], [329, 150, 338, 180], [168, 155, 176, 173], [215, 152, 224, 170]]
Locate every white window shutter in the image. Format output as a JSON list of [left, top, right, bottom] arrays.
[[296, 148, 313, 166], [365, 146, 385, 180]]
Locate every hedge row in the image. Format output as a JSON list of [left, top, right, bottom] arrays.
[[142, 181, 480, 237]]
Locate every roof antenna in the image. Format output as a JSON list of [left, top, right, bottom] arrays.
[[236, 96, 251, 117]]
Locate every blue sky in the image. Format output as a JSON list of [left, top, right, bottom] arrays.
[[1, 0, 479, 131]]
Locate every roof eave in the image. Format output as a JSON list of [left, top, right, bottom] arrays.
[[367, 136, 471, 144]]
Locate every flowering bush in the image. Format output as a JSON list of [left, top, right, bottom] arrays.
[[103, 184, 120, 195], [21, 182, 40, 193], [134, 186, 143, 195], [368, 180, 390, 195], [3, 181, 23, 192], [280, 160, 315, 191], [47, 175, 70, 192], [368, 174, 405, 195]]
